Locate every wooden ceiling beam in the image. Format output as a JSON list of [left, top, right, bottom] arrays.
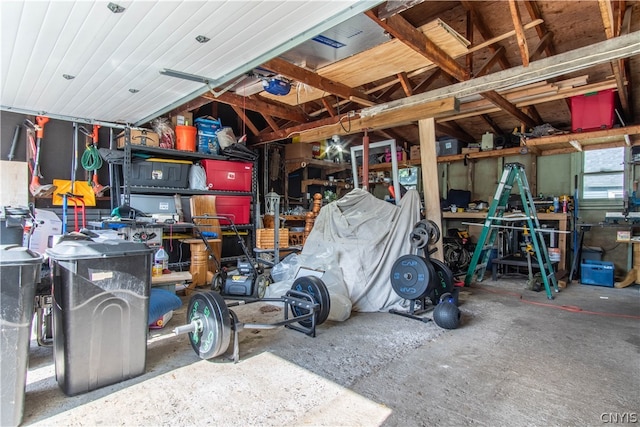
[[365, 9, 470, 81], [321, 97, 337, 117], [261, 114, 280, 132], [529, 31, 554, 62], [461, 1, 512, 70], [598, 0, 630, 117], [261, 57, 376, 107], [481, 114, 504, 135], [202, 91, 308, 123], [508, 0, 531, 67], [231, 105, 260, 136], [436, 121, 475, 143], [250, 97, 458, 145], [523, 1, 557, 56], [475, 46, 506, 77], [413, 69, 442, 94], [397, 72, 414, 96], [466, 9, 474, 74], [367, 5, 535, 127], [375, 81, 402, 101]]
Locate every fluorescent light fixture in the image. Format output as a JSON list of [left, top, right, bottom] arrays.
[[128, 88, 140, 93], [195, 35, 210, 44], [62, 74, 75, 80]]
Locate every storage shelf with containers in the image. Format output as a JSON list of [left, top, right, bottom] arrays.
[[115, 127, 257, 263]]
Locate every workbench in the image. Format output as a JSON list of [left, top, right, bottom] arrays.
[[442, 211, 570, 271]]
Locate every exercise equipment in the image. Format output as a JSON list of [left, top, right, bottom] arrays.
[[389, 220, 458, 325], [432, 301, 461, 329], [174, 276, 331, 361]]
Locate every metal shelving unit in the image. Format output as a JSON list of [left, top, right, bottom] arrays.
[[116, 133, 258, 260]]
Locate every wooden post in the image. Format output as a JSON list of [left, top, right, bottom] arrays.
[[419, 118, 444, 262]]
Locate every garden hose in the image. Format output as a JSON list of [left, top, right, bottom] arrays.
[[81, 144, 103, 172]]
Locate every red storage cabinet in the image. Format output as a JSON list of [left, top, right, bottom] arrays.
[[216, 196, 251, 225], [201, 159, 253, 192], [570, 89, 615, 132]]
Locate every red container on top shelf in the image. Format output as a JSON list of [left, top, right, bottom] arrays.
[[570, 89, 616, 133], [201, 159, 253, 192]]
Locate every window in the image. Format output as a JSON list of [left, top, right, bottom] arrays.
[[582, 147, 624, 200]]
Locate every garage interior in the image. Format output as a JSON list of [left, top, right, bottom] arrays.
[[1, 0, 639, 426]]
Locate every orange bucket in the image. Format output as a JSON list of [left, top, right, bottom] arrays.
[[175, 125, 196, 151]]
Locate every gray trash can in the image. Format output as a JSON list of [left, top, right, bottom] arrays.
[[0, 244, 43, 427], [47, 238, 153, 396]]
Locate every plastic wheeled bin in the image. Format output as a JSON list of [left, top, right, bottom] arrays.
[[0, 244, 43, 427], [46, 238, 153, 396]]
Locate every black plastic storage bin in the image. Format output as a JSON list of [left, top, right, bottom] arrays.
[[0, 244, 43, 427], [129, 157, 191, 188], [47, 238, 153, 396]]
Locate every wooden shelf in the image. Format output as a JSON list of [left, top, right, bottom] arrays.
[[285, 157, 351, 174]]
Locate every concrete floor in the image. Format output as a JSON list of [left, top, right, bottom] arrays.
[[21, 278, 639, 426]]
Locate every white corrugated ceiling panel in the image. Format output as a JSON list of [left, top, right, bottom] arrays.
[[0, 0, 376, 125]]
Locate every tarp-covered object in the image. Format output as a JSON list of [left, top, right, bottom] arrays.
[[302, 188, 422, 312]]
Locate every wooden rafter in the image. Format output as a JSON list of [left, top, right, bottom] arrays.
[[524, 1, 557, 56], [529, 31, 554, 62], [261, 57, 376, 107], [321, 97, 337, 117], [366, 6, 536, 128], [461, 1, 511, 70], [475, 46, 506, 77], [375, 81, 402, 101], [231, 105, 260, 136], [365, 9, 470, 81], [466, 9, 474, 73], [481, 114, 504, 135], [413, 69, 442, 94], [251, 97, 458, 145], [201, 91, 308, 123], [261, 114, 280, 132], [508, 0, 530, 67], [397, 72, 413, 96], [437, 121, 475, 143], [598, 0, 631, 117]]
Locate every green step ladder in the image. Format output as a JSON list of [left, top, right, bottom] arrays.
[[464, 162, 559, 299]]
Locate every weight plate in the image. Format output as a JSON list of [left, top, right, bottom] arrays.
[[409, 227, 429, 249], [390, 254, 435, 300], [429, 258, 455, 306], [187, 291, 231, 359], [254, 273, 270, 299], [414, 220, 441, 245], [290, 276, 331, 328], [211, 272, 225, 292]]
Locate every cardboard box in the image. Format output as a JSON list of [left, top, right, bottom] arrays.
[[285, 142, 314, 159], [171, 111, 193, 127], [410, 145, 420, 160], [462, 147, 480, 154], [29, 209, 62, 255], [117, 129, 160, 148]]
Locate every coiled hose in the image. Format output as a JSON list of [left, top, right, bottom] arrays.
[[81, 144, 103, 173]]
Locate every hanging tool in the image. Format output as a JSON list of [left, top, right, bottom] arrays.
[[7, 125, 21, 161], [26, 116, 57, 198], [53, 124, 96, 206], [81, 124, 109, 196]]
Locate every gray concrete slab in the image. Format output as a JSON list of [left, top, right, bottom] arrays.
[[21, 280, 639, 426]]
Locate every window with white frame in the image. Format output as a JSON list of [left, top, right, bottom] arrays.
[[582, 147, 624, 200]]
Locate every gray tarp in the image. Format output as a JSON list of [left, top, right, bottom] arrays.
[[301, 188, 422, 312]]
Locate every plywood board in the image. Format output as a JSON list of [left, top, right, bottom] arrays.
[[0, 161, 28, 207], [263, 19, 470, 106]]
